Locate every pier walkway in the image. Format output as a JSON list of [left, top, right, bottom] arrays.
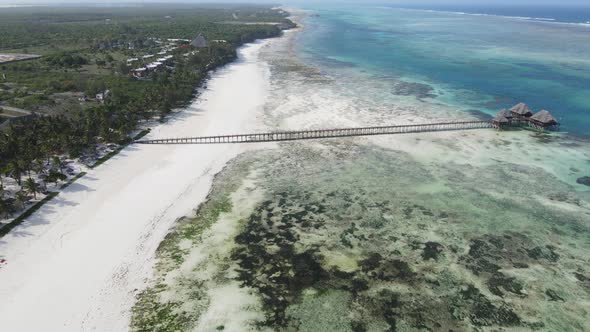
[[134, 120, 493, 145]]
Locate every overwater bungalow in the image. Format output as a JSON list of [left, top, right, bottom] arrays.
[[528, 110, 559, 131], [495, 103, 560, 131], [491, 109, 513, 129], [510, 102, 533, 118], [498, 109, 513, 120], [492, 113, 510, 129]]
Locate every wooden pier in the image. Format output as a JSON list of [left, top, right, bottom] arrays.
[[134, 120, 493, 145]]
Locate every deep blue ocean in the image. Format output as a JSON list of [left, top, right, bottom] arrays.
[[295, 4, 590, 136]]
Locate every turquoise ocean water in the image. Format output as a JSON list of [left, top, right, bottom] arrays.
[[295, 4, 590, 136]]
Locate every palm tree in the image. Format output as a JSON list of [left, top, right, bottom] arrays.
[[14, 191, 27, 211], [0, 162, 7, 188], [47, 169, 67, 188], [7, 160, 23, 186], [0, 197, 13, 219], [33, 159, 47, 177], [52, 156, 64, 173], [23, 178, 41, 200]]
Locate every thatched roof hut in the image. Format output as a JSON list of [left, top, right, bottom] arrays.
[[510, 102, 532, 117], [529, 110, 558, 126], [190, 34, 208, 48], [492, 114, 509, 128], [491, 109, 513, 129], [497, 109, 513, 119], [493, 115, 509, 123]]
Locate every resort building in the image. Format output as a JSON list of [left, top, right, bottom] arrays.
[[95, 90, 111, 103], [146, 62, 162, 70], [0, 107, 34, 131], [494, 103, 559, 131], [132, 68, 147, 78], [156, 55, 174, 65]]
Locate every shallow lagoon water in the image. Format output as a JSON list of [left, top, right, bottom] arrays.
[[298, 6, 590, 136], [131, 8, 590, 332]]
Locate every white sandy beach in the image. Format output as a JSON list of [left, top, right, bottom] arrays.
[[0, 40, 270, 331]]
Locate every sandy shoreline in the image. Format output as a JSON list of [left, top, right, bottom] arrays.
[[0, 39, 272, 331]]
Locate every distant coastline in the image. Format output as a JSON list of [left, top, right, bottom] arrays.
[[0, 5, 43, 8]]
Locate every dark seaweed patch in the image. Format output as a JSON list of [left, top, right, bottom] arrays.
[[230, 177, 548, 331], [230, 186, 534, 331], [359, 253, 415, 282], [573, 271, 590, 290], [391, 81, 437, 100], [231, 192, 334, 327], [461, 285, 522, 327], [526, 245, 560, 262], [373, 259, 415, 281], [231, 187, 426, 329], [369, 289, 401, 331], [461, 233, 558, 276], [545, 289, 565, 302], [460, 233, 566, 301], [576, 176, 590, 186], [422, 241, 444, 261], [487, 273, 526, 297], [360, 253, 382, 272], [351, 320, 367, 332]]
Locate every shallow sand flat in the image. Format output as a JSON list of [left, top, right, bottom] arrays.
[[0, 40, 270, 331]]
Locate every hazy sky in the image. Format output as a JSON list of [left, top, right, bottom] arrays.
[[1, 0, 589, 6]]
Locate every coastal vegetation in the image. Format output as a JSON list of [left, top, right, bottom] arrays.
[[0, 4, 294, 221]]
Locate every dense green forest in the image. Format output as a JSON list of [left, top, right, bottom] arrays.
[[0, 4, 294, 218], [0, 5, 292, 50]]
